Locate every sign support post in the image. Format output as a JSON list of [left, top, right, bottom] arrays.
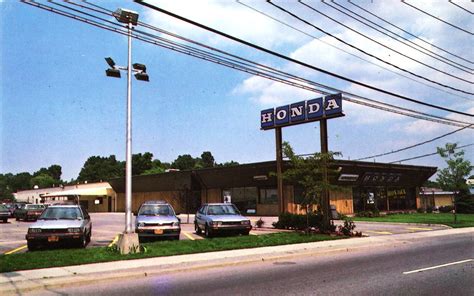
[[275, 127, 284, 214], [320, 118, 330, 229]]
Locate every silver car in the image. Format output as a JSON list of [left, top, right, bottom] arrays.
[[195, 203, 252, 237], [25, 205, 92, 251], [135, 201, 181, 240]]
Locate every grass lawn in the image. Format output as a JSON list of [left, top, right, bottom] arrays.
[[0, 232, 345, 273], [352, 213, 474, 228]]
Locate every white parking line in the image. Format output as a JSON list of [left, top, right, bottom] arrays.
[[108, 235, 119, 247], [4, 245, 27, 255], [182, 231, 195, 240], [403, 259, 473, 274]]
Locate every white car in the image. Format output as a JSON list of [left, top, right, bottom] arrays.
[[26, 205, 92, 251]]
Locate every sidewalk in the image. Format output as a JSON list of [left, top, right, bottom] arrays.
[[1, 227, 473, 295]]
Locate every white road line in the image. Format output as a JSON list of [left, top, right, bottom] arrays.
[[403, 259, 473, 275]]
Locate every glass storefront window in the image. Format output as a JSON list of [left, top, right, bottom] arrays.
[[259, 188, 278, 204], [223, 187, 257, 215]]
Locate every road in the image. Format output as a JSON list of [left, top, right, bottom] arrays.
[[26, 231, 473, 296]]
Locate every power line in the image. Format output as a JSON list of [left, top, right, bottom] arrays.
[[134, 0, 474, 116], [237, 0, 473, 102], [402, 0, 473, 35], [348, 1, 473, 65], [324, 0, 473, 73], [300, 0, 473, 82], [389, 143, 474, 163], [288, 0, 473, 88], [355, 124, 474, 161], [22, 0, 474, 130], [449, 0, 473, 15]]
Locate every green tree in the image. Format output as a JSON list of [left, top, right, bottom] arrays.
[[132, 152, 154, 175], [172, 154, 197, 171], [281, 142, 343, 231], [0, 174, 14, 201], [200, 151, 215, 168], [78, 155, 123, 182], [437, 143, 473, 219], [34, 165, 62, 182], [30, 174, 57, 189], [217, 161, 240, 167]]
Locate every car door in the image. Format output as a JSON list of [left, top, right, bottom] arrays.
[[81, 207, 92, 234], [196, 206, 207, 229]]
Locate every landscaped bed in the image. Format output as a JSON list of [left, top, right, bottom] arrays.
[[0, 232, 346, 273], [352, 213, 474, 228]]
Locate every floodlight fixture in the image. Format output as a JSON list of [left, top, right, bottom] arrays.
[[106, 68, 121, 78], [135, 72, 149, 82], [113, 8, 139, 26], [132, 63, 147, 72], [105, 57, 116, 68]]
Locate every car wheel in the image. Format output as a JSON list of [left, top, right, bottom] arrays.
[[27, 241, 38, 251], [174, 235, 180, 241], [79, 234, 87, 248], [2, 218, 6, 223], [86, 229, 92, 243], [195, 223, 202, 234], [205, 225, 213, 238], [242, 230, 250, 236], [15, 216, 19, 221]]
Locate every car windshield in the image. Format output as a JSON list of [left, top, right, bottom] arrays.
[[0, 205, 7, 210], [138, 205, 174, 216], [207, 205, 240, 215], [39, 207, 83, 220], [26, 205, 44, 210]]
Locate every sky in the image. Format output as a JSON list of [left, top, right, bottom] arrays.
[[1, 0, 473, 181]]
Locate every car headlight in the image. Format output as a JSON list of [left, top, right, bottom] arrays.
[[172, 221, 180, 227], [28, 228, 42, 233], [67, 228, 82, 233], [211, 221, 222, 226], [241, 220, 250, 225]]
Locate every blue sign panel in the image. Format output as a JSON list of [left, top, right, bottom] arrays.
[[260, 93, 343, 130], [290, 101, 306, 123], [306, 97, 323, 120], [275, 105, 290, 126], [324, 93, 343, 116], [260, 108, 274, 129]]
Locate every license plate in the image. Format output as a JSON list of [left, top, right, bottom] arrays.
[[48, 236, 59, 242], [154, 229, 163, 235]]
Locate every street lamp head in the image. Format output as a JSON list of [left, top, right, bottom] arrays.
[[135, 72, 149, 82], [132, 63, 147, 72], [105, 57, 116, 68], [106, 68, 121, 78], [113, 8, 139, 26]]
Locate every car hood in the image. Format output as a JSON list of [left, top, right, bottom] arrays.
[[30, 219, 84, 229], [136, 215, 178, 224], [208, 215, 248, 222]]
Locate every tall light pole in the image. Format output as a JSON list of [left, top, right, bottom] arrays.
[[105, 8, 149, 254]]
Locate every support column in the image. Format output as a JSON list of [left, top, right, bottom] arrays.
[[276, 127, 284, 214], [320, 119, 330, 229]]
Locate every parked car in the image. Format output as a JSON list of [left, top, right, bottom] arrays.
[[135, 200, 181, 241], [195, 203, 252, 237], [0, 205, 10, 223], [15, 204, 45, 221], [5, 204, 16, 218], [25, 205, 92, 251]]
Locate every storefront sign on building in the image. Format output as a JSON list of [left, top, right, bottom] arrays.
[[260, 93, 343, 130]]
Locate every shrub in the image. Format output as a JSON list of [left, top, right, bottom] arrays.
[[255, 218, 265, 228], [426, 207, 433, 213], [416, 208, 424, 213], [337, 218, 356, 236], [439, 205, 454, 213], [273, 212, 323, 230]]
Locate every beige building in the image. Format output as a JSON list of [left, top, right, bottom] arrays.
[[418, 187, 454, 209]]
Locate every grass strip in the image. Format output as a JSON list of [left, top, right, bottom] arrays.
[[352, 213, 474, 228], [0, 232, 345, 273]]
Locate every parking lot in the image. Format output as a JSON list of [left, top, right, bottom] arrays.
[[0, 213, 281, 254]]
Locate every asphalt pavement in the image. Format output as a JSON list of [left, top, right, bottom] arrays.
[[3, 227, 472, 296]]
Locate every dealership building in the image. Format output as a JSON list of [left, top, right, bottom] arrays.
[[108, 160, 437, 216]]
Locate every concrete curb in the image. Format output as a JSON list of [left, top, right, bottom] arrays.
[[347, 220, 452, 228], [1, 227, 473, 295]]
